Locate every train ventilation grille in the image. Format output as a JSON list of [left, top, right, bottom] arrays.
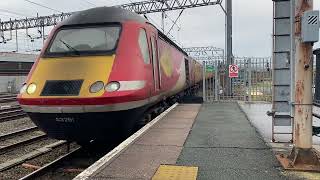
[[41, 80, 83, 96]]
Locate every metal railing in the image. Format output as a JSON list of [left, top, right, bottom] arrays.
[[201, 57, 272, 102]]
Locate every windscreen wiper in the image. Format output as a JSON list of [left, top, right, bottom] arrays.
[[59, 39, 80, 55]]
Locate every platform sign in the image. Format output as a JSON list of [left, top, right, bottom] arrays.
[[229, 64, 239, 78], [206, 65, 215, 72]]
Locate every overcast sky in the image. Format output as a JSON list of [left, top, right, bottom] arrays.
[[0, 0, 319, 57]]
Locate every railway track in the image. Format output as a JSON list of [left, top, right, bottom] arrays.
[[20, 147, 82, 180], [0, 94, 17, 103], [16, 104, 177, 179], [0, 126, 38, 141], [0, 139, 81, 179], [0, 105, 27, 123], [18, 141, 117, 180], [0, 103, 176, 179], [0, 140, 72, 173], [0, 118, 80, 179], [0, 126, 46, 154]]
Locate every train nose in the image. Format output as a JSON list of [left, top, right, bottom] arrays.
[[28, 112, 118, 142], [27, 105, 146, 143], [19, 55, 115, 99]]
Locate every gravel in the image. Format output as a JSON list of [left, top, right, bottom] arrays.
[[0, 129, 46, 151], [0, 143, 79, 180], [0, 138, 58, 163], [0, 117, 36, 136], [39, 144, 113, 180], [0, 101, 19, 107]]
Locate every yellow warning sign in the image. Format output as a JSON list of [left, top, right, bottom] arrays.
[[152, 165, 198, 180]]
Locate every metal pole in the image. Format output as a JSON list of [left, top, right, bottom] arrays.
[[248, 58, 252, 102], [15, 28, 18, 52], [255, 58, 258, 97], [290, 0, 296, 120], [245, 58, 248, 101], [262, 58, 265, 101], [277, 0, 320, 171], [215, 61, 219, 101], [202, 61, 206, 102], [293, 0, 313, 149], [42, 26, 45, 44], [225, 0, 233, 96], [161, 11, 165, 33], [211, 62, 214, 101]]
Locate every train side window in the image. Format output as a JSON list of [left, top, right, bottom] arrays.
[[138, 29, 150, 64]]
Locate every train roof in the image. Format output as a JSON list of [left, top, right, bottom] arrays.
[[0, 52, 36, 63], [60, 7, 189, 57], [61, 7, 148, 26]]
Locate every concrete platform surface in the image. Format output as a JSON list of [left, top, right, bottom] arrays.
[[239, 102, 320, 179], [238, 102, 320, 144], [176, 103, 287, 180], [75, 102, 314, 180], [86, 104, 201, 180]]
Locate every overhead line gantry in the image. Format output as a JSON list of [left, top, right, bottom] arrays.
[[0, 0, 222, 32]]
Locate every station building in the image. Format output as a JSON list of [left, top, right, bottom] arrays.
[[0, 52, 35, 93]]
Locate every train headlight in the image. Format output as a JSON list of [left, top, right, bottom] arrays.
[[20, 84, 27, 94], [105, 81, 120, 92], [90, 81, 104, 93], [27, 83, 37, 94]]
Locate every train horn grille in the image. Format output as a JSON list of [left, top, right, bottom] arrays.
[[41, 80, 83, 96]]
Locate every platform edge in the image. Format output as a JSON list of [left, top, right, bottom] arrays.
[[73, 103, 179, 180]]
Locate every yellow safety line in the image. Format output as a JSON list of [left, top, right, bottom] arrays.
[[152, 165, 198, 180]]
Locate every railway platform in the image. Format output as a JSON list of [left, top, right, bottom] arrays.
[[74, 102, 303, 180]]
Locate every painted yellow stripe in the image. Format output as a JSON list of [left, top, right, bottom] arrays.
[[152, 165, 198, 180], [22, 55, 115, 98]]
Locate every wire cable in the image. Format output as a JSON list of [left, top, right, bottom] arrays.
[[23, 0, 63, 13], [81, 0, 96, 6], [0, 8, 31, 17], [166, 9, 184, 35], [0, 13, 22, 19]]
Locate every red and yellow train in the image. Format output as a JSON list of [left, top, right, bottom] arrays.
[[18, 7, 203, 144]]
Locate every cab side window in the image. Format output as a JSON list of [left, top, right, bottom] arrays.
[[138, 29, 150, 64]]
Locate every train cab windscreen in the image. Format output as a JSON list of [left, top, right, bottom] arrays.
[[45, 25, 121, 57]]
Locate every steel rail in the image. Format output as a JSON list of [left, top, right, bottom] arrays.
[[0, 94, 17, 98], [0, 126, 38, 140], [20, 147, 81, 180], [0, 108, 27, 123], [19, 103, 178, 179], [0, 140, 68, 172], [0, 134, 47, 154], [0, 96, 17, 103], [0, 105, 21, 112]]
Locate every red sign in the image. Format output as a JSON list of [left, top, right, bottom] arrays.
[[229, 64, 239, 78]]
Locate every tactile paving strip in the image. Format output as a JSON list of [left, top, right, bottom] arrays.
[[152, 165, 198, 180]]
